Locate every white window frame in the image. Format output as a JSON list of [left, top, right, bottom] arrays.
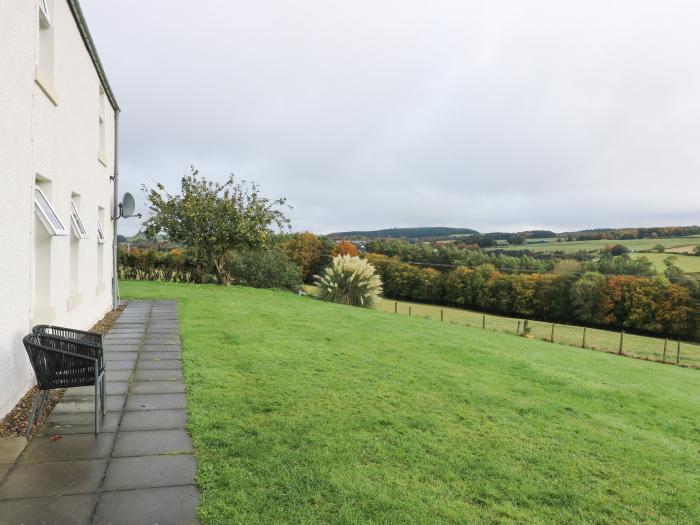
[[70, 201, 89, 240], [34, 187, 68, 236], [38, 0, 51, 28], [96, 218, 105, 244]]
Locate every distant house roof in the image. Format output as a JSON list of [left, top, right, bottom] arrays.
[[66, 0, 119, 112]]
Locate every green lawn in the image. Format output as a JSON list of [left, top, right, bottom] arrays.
[[121, 281, 700, 525]]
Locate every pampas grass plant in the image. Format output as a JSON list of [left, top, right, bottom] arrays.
[[314, 255, 382, 308]]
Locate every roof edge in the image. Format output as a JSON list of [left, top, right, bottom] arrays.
[[66, 0, 120, 112]]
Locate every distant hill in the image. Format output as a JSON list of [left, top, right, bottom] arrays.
[[328, 227, 479, 240]]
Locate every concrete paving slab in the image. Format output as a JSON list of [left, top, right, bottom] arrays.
[[0, 459, 107, 499], [106, 329, 145, 335], [0, 438, 27, 465], [103, 454, 196, 491], [64, 382, 128, 397], [105, 371, 132, 381], [120, 410, 188, 432], [126, 394, 187, 411], [102, 344, 139, 352], [93, 485, 199, 525], [38, 412, 121, 436], [147, 322, 179, 328], [136, 360, 182, 370], [131, 381, 186, 395], [112, 429, 192, 457], [141, 344, 182, 352], [134, 369, 183, 381], [140, 351, 181, 360], [106, 361, 136, 371], [143, 334, 180, 345], [0, 493, 97, 525], [21, 433, 115, 463], [52, 395, 125, 414], [145, 329, 179, 335], [103, 340, 142, 348], [0, 465, 9, 483], [103, 333, 143, 340], [104, 352, 139, 361]]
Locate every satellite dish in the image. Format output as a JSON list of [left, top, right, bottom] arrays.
[[121, 192, 136, 218]]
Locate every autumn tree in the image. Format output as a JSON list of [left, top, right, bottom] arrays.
[[331, 240, 358, 257], [142, 167, 290, 285], [283, 232, 329, 283]]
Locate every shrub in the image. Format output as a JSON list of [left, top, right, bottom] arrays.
[[606, 244, 631, 256], [315, 255, 382, 308], [225, 247, 302, 291]]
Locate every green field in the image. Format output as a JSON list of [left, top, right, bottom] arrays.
[[499, 236, 700, 254], [122, 281, 700, 524], [374, 298, 700, 367], [631, 252, 700, 273], [494, 236, 700, 272]]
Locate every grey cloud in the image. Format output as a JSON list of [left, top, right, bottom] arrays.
[[81, 0, 700, 235]]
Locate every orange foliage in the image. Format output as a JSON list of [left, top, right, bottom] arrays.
[[332, 240, 358, 257]]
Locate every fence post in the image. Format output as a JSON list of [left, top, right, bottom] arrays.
[[482, 315, 486, 330], [409, 306, 412, 317], [441, 309, 444, 322], [676, 340, 681, 365], [394, 302, 397, 314], [523, 320, 529, 336], [662, 339, 668, 363], [582, 327, 587, 348], [516, 321, 521, 336], [550, 323, 555, 343], [618, 331, 624, 355]]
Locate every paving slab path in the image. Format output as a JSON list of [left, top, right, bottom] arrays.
[[0, 301, 200, 525]]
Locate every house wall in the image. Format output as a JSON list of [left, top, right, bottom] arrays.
[[0, 0, 116, 417]]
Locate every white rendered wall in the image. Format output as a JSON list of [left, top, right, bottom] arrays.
[[0, 0, 116, 417]]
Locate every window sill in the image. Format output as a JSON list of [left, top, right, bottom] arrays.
[[34, 68, 59, 106], [67, 292, 82, 311], [97, 153, 108, 167]]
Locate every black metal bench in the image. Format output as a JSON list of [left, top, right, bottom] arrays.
[[23, 328, 106, 436]]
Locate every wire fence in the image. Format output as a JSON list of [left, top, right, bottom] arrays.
[[377, 299, 700, 369]]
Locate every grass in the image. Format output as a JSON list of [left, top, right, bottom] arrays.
[[372, 298, 700, 368], [121, 280, 700, 524], [493, 236, 700, 272], [496, 236, 700, 254], [631, 252, 700, 273]]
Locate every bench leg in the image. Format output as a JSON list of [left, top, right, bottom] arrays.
[[101, 372, 106, 415], [26, 390, 49, 439], [94, 370, 100, 434], [26, 390, 41, 439]]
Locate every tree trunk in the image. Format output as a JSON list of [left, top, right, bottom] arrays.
[[212, 257, 231, 286]]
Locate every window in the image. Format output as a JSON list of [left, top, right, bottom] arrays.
[[38, 0, 51, 27], [34, 188, 68, 236], [70, 201, 89, 239], [96, 217, 105, 244]]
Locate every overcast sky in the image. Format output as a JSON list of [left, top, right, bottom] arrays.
[[81, 0, 700, 235]]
